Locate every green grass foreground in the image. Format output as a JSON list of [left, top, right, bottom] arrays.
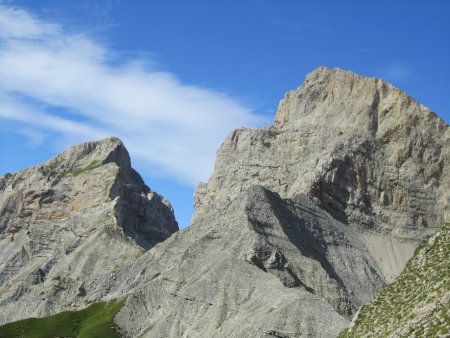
[[0, 299, 124, 338], [339, 223, 450, 337]]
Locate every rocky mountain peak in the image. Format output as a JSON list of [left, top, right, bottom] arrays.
[[0, 139, 178, 323], [275, 67, 446, 136], [39, 137, 132, 177], [194, 67, 450, 281]]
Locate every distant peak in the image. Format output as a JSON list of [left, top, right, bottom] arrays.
[[44, 137, 131, 173]]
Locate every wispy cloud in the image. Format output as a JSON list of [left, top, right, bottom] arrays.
[[0, 4, 265, 185], [380, 63, 412, 82]]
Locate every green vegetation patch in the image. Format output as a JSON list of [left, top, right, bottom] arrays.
[[262, 128, 283, 148], [65, 160, 102, 177], [40, 160, 102, 179], [339, 223, 450, 337], [0, 299, 125, 338], [39, 159, 63, 178], [267, 128, 282, 138]]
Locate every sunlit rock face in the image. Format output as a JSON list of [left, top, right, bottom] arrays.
[[112, 68, 449, 337], [195, 67, 450, 282], [0, 137, 178, 323]]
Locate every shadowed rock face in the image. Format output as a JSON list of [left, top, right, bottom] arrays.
[[0, 137, 178, 323]]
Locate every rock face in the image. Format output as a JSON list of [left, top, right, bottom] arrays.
[[195, 67, 450, 281], [0, 67, 449, 338], [111, 68, 449, 337], [109, 185, 383, 337], [341, 223, 450, 337], [0, 137, 178, 323]]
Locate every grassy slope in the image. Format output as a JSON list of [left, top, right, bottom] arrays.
[[339, 224, 450, 337], [0, 299, 124, 338]]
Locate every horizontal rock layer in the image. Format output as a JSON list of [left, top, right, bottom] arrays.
[[109, 68, 449, 337]]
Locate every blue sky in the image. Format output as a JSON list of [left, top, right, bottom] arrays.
[[1, 1, 449, 228]]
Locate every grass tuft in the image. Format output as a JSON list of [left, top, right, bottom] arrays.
[[39, 160, 102, 179], [64, 160, 102, 177], [267, 129, 282, 138]]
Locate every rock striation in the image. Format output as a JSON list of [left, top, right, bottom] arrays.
[[109, 185, 383, 337], [0, 137, 178, 323], [0, 67, 449, 338]]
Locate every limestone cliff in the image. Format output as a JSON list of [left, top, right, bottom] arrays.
[[195, 67, 450, 282], [0, 137, 178, 323], [103, 185, 382, 337], [110, 68, 448, 337]]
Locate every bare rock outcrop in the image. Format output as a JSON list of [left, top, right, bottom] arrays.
[[112, 185, 370, 337], [0, 137, 178, 323], [109, 68, 449, 337], [194, 67, 450, 282]]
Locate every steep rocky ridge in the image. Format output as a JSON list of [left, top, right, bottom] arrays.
[[110, 186, 376, 337], [0, 137, 178, 323], [195, 67, 450, 281]]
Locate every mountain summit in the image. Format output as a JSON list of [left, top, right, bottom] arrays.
[[0, 137, 178, 323], [0, 68, 449, 337], [195, 67, 450, 281]]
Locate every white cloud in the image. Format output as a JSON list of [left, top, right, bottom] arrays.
[[380, 63, 411, 82], [18, 128, 45, 148], [0, 5, 265, 185], [0, 5, 58, 39]]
